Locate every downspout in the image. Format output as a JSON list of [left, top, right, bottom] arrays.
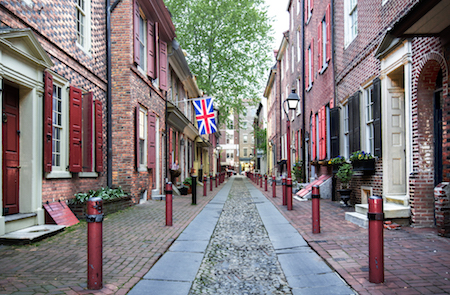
[[301, 0, 306, 183], [331, 0, 336, 108], [278, 58, 282, 169]]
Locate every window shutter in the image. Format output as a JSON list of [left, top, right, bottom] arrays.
[[373, 77, 382, 157], [312, 114, 316, 160], [95, 100, 103, 172], [311, 38, 314, 83], [350, 92, 361, 153], [147, 21, 156, 79], [318, 108, 323, 159], [82, 92, 93, 172], [147, 112, 156, 169], [43, 71, 53, 172], [295, 131, 299, 161], [348, 95, 354, 153], [305, 47, 309, 88], [318, 22, 322, 72], [319, 106, 326, 160], [69, 86, 83, 173], [330, 107, 340, 158], [133, 0, 140, 65], [326, 3, 331, 61], [159, 40, 168, 91], [136, 105, 140, 171], [305, 0, 308, 23]]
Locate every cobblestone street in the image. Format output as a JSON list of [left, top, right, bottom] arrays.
[[189, 178, 292, 294]]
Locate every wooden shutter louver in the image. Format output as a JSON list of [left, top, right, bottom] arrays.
[[312, 114, 316, 160], [147, 21, 156, 79], [311, 38, 314, 84], [95, 101, 103, 172], [348, 92, 361, 153], [136, 105, 140, 171], [82, 92, 93, 172], [373, 77, 382, 157], [305, 46, 310, 88], [43, 71, 53, 172], [133, 0, 140, 65], [326, 4, 331, 61], [148, 112, 156, 169], [330, 107, 340, 158], [159, 40, 168, 91], [69, 86, 83, 172], [319, 106, 326, 160]]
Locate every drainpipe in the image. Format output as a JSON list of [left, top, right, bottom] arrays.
[[301, 0, 306, 183], [331, 0, 337, 108]]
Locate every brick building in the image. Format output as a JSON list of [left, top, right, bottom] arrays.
[[0, 0, 107, 235]]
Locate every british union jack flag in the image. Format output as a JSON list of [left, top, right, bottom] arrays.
[[193, 97, 217, 135]]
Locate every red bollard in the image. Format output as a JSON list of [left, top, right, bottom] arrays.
[[265, 175, 268, 191], [215, 174, 218, 187], [272, 175, 276, 198], [87, 197, 103, 290], [368, 196, 384, 283], [282, 176, 287, 206], [203, 175, 207, 196], [165, 182, 173, 226], [312, 185, 320, 233], [287, 177, 293, 210], [210, 175, 213, 191], [260, 175, 263, 188]]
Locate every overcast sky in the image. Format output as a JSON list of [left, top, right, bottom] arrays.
[[265, 0, 290, 57]]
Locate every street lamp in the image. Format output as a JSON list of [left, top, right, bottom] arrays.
[[284, 89, 300, 210]]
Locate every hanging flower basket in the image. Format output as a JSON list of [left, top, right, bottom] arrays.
[[352, 158, 376, 172]]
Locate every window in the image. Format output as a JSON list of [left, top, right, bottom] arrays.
[[343, 103, 349, 159], [305, 0, 313, 23], [243, 135, 248, 143], [139, 107, 147, 167], [306, 42, 313, 90], [138, 12, 147, 72], [365, 86, 374, 154], [244, 148, 248, 157], [76, 0, 91, 52], [345, 0, 358, 47], [297, 30, 301, 62], [318, 5, 331, 73], [296, 80, 301, 116], [227, 120, 234, 130], [52, 84, 63, 169], [242, 121, 247, 129], [135, 105, 155, 171]]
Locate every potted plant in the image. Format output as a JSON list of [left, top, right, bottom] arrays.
[[350, 150, 375, 172], [328, 156, 347, 173], [336, 162, 353, 206], [183, 177, 193, 194], [292, 161, 303, 182]]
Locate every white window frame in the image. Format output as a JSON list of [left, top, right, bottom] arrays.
[[320, 17, 328, 73], [345, 0, 358, 47], [244, 148, 248, 157], [47, 74, 70, 179], [138, 106, 148, 171], [307, 0, 313, 23], [297, 30, 301, 63], [76, 0, 91, 54], [243, 135, 248, 143], [307, 45, 312, 90], [137, 10, 147, 74], [365, 85, 375, 154]]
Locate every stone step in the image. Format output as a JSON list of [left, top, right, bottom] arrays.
[[385, 195, 409, 206], [355, 202, 410, 219], [345, 212, 368, 228], [0, 225, 65, 244]]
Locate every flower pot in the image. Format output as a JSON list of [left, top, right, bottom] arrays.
[[352, 158, 375, 173], [337, 189, 352, 207]]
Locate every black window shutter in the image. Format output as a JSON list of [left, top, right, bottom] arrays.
[[330, 107, 340, 158], [348, 95, 354, 153], [352, 92, 361, 153], [373, 77, 382, 157]]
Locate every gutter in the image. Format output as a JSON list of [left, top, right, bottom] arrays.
[[301, 0, 306, 182]]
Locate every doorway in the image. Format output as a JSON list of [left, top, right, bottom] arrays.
[[434, 70, 443, 186]]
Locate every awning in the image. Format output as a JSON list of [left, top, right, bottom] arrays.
[[167, 101, 199, 140], [195, 136, 212, 147]]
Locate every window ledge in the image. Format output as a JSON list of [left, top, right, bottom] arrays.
[[76, 42, 92, 57], [79, 172, 98, 178], [46, 171, 72, 179], [306, 85, 313, 92], [138, 166, 148, 173], [319, 63, 328, 75]]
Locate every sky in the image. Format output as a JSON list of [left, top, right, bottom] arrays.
[[265, 0, 290, 57]]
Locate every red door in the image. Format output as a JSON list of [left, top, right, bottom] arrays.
[[2, 84, 20, 215]]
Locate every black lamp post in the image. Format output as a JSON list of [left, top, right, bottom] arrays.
[[284, 89, 300, 210]]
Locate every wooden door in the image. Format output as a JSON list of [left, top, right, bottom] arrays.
[[2, 84, 20, 215]]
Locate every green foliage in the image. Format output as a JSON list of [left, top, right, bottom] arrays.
[[165, 0, 274, 126], [183, 177, 193, 186], [292, 161, 303, 182], [70, 187, 128, 205], [328, 156, 346, 165], [253, 125, 267, 155], [335, 163, 353, 188], [349, 150, 374, 161]]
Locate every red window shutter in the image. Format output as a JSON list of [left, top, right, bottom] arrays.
[[311, 38, 314, 83], [147, 21, 156, 79], [312, 115, 316, 160], [295, 131, 299, 161], [326, 4, 331, 62], [319, 106, 327, 160], [159, 40, 168, 91], [133, 0, 140, 65], [136, 105, 140, 171], [305, 47, 309, 88], [147, 112, 156, 169], [69, 86, 83, 173], [95, 101, 103, 172], [318, 108, 323, 159], [318, 22, 322, 72], [43, 71, 53, 172], [305, 0, 308, 23], [82, 92, 93, 172]]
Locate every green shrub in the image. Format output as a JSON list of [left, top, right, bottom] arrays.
[[70, 187, 128, 205]]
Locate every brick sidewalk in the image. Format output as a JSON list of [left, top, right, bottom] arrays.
[[250, 178, 450, 295], [0, 180, 228, 295]]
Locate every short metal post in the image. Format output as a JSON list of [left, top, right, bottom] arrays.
[[203, 174, 207, 196], [215, 174, 218, 187], [265, 175, 268, 191], [260, 174, 263, 188], [272, 175, 276, 198], [192, 175, 197, 205], [368, 196, 384, 283], [287, 177, 293, 210], [282, 176, 286, 206], [210, 175, 213, 191], [87, 197, 103, 290], [165, 182, 172, 226], [312, 185, 320, 233]]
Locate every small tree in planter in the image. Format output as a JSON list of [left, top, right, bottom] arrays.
[[183, 177, 193, 194], [335, 163, 353, 206]]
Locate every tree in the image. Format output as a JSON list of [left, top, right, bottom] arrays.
[[165, 0, 274, 126]]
